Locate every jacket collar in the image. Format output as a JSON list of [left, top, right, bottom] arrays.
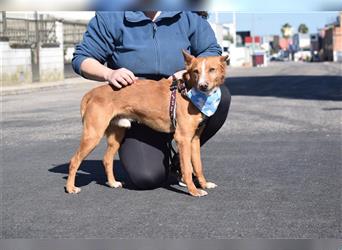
[[124, 11, 181, 23]]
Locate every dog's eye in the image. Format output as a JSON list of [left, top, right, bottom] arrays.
[[209, 68, 216, 73], [193, 69, 199, 75]]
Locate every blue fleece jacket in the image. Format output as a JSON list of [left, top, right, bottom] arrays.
[[72, 11, 222, 77]]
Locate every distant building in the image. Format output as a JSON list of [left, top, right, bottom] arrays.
[[293, 33, 311, 50], [271, 35, 281, 53], [321, 11, 342, 62], [236, 31, 250, 47], [310, 34, 320, 52], [262, 35, 281, 54], [209, 22, 224, 49], [209, 21, 236, 56], [279, 38, 292, 50]]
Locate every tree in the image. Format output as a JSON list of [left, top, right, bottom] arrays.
[[223, 34, 234, 43], [298, 23, 309, 34], [281, 23, 292, 38]]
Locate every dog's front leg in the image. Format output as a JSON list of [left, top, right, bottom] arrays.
[[191, 135, 217, 190], [174, 133, 207, 197]]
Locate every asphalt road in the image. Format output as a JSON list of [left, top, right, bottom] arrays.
[[1, 62, 342, 238]]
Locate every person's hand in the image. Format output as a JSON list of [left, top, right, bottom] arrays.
[[168, 70, 187, 81], [104, 68, 138, 88]]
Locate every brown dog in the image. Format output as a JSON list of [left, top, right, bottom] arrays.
[[65, 50, 228, 197]]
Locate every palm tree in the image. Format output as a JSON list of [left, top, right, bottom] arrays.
[[281, 23, 292, 38], [298, 23, 309, 34]]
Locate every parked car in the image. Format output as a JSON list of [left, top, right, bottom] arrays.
[[269, 50, 289, 62], [294, 49, 311, 62], [270, 55, 285, 61]]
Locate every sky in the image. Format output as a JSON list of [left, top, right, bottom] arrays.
[[210, 0, 342, 11], [209, 12, 340, 36]]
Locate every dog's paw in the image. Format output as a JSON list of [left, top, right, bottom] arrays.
[[189, 189, 208, 197], [107, 181, 123, 188], [65, 186, 81, 194], [205, 182, 217, 189]]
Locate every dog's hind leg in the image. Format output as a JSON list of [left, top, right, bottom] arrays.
[[65, 105, 113, 194], [65, 134, 102, 194], [103, 126, 126, 188]]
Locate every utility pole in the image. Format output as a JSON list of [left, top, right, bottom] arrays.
[[251, 13, 255, 54], [232, 12, 236, 46], [33, 11, 40, 82], [2, 11, 6, 35], [215, 12, 219, 23]]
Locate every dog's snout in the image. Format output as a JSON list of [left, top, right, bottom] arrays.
[[199, 84, 208, 91]]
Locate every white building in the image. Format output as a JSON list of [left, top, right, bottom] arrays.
[[293, 33, 311, 50]]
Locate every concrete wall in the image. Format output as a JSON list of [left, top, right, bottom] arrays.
[[1, 20, 65, 85], [0, 41, 32, 85], [39, 46, 64, 82], [0, 42, 64, 85]]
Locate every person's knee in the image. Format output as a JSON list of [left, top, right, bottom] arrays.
[[200, 85, 231, 145], [213, 85, 231, 121], [129, 168, 167, 190]]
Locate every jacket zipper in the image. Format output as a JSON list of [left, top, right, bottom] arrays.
[[152, 22, 160, 75]]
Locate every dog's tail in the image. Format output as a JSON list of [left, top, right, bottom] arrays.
[[80, 92, 91, 123]]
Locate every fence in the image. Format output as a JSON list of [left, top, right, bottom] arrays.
[[63, 20, 87, 47], [0, 11, 88, 84], [0, 13, 87, 47], [0, 16, 57, 47]]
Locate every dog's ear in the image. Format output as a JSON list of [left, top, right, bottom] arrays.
[[220, 54, 230, 65], [182, 50, 195, 66]]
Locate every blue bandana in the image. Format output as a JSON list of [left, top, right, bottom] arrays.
[[186, 87, 221, 117]]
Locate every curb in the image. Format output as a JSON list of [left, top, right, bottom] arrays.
[[1, 77, 98, 96]]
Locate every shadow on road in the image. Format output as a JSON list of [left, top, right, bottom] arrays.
[[226, 75, 342, 101], [49, 160, 131, 189], [49, 160, 187, 194]]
